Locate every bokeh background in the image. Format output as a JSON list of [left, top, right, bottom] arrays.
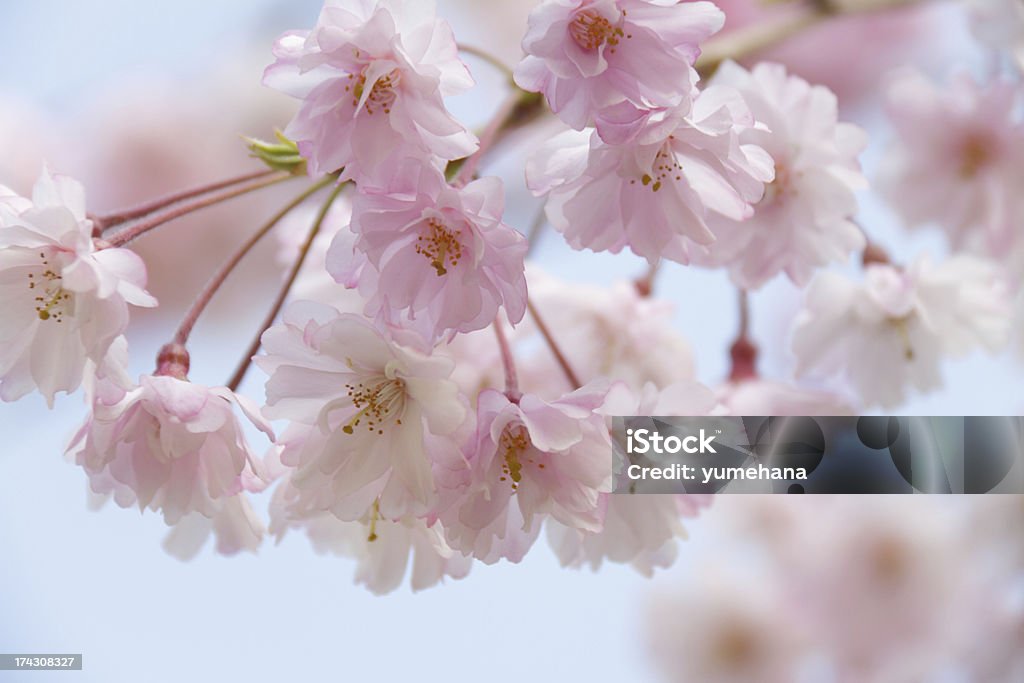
[[0, 1, 1022, 681]]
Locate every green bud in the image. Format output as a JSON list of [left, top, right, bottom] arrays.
[[244, 130, 307, 175]]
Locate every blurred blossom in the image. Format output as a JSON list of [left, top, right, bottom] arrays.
[[792, 254, 1012, 408], [649, 496, 1024, 682], [64, 58, 299, 327], [519, 266, 696, 398], [713, 0, 938, 106], [878, 69, 1024, 257], [968, 0, 1024, 61], [648, 572, 809, 683], [0, 95, 56, 194]]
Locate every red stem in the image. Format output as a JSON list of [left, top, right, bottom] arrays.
[[528, 299, 582, 390], [97, 169, 278, 230], [226, 182, 347, 392], [171, 176, 336, 347], [493, 318, 521, 401], [728, 289, 759, 382], [105, 173, 293, 247]]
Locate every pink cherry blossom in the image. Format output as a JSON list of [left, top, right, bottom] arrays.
[[514, 0, 725, 132], [270, 473, 471, 595], [161, 494, 267, 561], [547, 380, 714, 575], [326, 162, 528, 345], [257, 300, 470, 521], [527, 85, 773, 264], [0, 169, 156, 406], [878, 69, 1024, 256], [792, 255, 1012, 408], [67, 371, 272, 531], [263, 0, 478, 180], [695, 62, 868, 289], [440, 385, 613, 561]]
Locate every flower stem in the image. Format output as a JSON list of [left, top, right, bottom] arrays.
[[527, 299, 582, 391], [458, 44, 514, 82], [634, 260, 661, 298], [105, 172, 294, 247], [95, 168, 279, 231], [172, 176, 338, 347], [226, 182, 348, 392], [728, 289, 758, 382], [493, 318, 521, 401]]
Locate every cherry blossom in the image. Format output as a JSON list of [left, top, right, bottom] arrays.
[[547, 380, 715, 575], [440, 385, 613, 561], [264, 0, 477, 180], [257, 301, 470, 521], [514, 0, 725, 132], [527, 85, 773, 264], [878, 69, 1024, 255], [326, 163, 528, 345], [161, 495, 267, 561], [67, 356, 272, 532], [792, 255, 1012, 408], [695, 62, 868, 289], [270, 473, 471, 594], [0, 169, 156, 406]]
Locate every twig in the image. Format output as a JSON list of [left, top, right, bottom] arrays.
[[96, 168, 278, 230], [171, 176, 337, 346], [528, 299, 582, 390], [226, 182, 348, 392], [105, 172, 294, 247]]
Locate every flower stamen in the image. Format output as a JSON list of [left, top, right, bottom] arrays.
[[632, 140, 683, 193], [29, 252, 72, 323], [347, 67, 401, 116], [569, 9, 625, 52], [498, 425, 531, 491], [415, 218, 464, 276], [341, 377, 406, 435]]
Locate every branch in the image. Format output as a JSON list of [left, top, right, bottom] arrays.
[[95, 168, 278, 231], [493, 318, 521, 402], [528, 299, 583, 390], [104, 172, 294, 247], [171, 176, 337, 346], [226, 182, 348, 392]]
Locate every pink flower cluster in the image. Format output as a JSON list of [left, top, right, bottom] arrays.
[[520, 2, 868, 284], [0, 0, 1021, 597]]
